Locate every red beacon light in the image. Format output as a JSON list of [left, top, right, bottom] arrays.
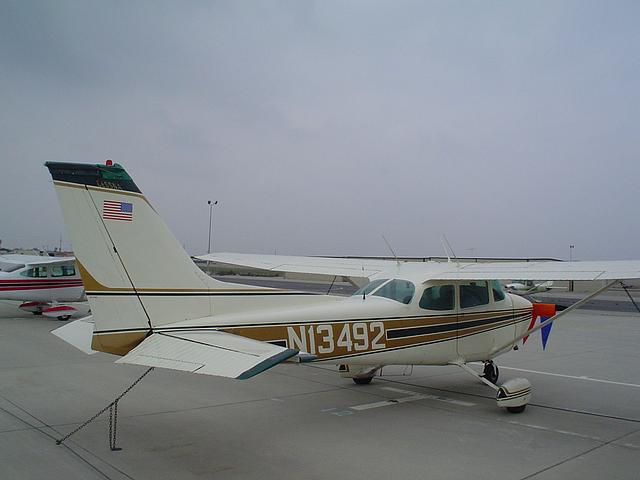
[[105, 159, 113, 166]]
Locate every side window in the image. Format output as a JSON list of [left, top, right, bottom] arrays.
[[460, 281, 489, 309], [491, 280, 505, 302], [419, 285, 455, 311], [51, 265, 76, 277], [373, 279, 415, 304], [19, 266, 48, 278]]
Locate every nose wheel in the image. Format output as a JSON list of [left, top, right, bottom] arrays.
[[482, 361, 499, 384], [455, 361, 531, 414]]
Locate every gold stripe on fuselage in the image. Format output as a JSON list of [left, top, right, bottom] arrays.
[[77, 260, 285, 294], [91, 308, 533, 358]]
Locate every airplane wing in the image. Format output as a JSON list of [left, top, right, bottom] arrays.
[[428, 260, 640, 281], [116, 330, 298, 379], [198, 254, 640, 282], [196, 253, 396, 280], [0, 254, 75, 266]]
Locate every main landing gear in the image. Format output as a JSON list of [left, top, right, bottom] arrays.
[[482, 361, 499, 384], [338, 364, 378, 385], [352, 376, 374, 385], [456, 361, 531, 414]]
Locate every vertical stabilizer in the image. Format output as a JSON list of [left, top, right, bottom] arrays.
[[45, 162, 224, 353]]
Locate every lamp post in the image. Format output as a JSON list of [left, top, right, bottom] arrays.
[[207, 200, 218, 254], [569, 244, 574, 262]]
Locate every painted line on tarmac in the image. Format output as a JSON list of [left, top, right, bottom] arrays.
[[499, 366, 640, 389], [506, 420, 603, 441], [382, 387, 476, 406], [349, 387, 475, 411]]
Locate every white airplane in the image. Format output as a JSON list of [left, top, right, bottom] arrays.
[[504, 280, 556, 295], [0, 254, 85, 320], [45, 161, 640, 414]]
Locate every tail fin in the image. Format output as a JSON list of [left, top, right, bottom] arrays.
[[46, 162, 224, 353]]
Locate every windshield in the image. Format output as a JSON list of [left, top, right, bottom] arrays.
[[491, 280, 506, 301], [372, 279, 415, 304], [0, 263, 25, 273], [352, 279, 389, 297]]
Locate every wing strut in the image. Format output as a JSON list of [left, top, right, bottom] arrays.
[[491, 279, 620, 357], [621, 282, 640, 314]]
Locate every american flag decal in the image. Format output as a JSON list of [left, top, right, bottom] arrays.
[[103, 200, 133, 221]]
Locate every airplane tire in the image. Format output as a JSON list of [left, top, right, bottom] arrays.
[[57, 315, 71, 321], [483, 362, 499, 384], [507, 405, 526, 414], [353, 376, 373, 385]]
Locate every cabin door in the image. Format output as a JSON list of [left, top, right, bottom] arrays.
[[457, 281, 515, 361]]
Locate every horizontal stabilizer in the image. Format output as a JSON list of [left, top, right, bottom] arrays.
[[51, 316, 97, 355], [116, 330, 298, 379]]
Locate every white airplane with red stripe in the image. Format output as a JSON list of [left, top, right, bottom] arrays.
[[0, 255, 85, 320]]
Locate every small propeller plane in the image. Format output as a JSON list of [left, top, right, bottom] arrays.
[[504, 280, 557, 295], [0, 254, 85, 320], [45, 161, 640, 414]]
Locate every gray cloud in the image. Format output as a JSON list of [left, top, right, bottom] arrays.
[[1, 1, 639, 260]]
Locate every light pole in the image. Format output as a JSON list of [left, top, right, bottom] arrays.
[[569, 244, 574, 262], [207, 200, 218, 254]]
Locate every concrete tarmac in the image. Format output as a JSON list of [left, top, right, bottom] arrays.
[[1, 293, 640, 479]]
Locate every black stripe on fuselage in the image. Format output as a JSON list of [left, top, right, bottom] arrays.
[[387, 313, 517, 339]]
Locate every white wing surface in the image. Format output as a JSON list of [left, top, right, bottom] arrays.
[[0, 254, 76, 266], [116, 330, 298, 379], [197, 253, 640, 282], [428, 260, 640, 281], [197, 253, 395, 280]]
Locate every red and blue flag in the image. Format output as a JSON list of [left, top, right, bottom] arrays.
[[523, 303, 557, 350]]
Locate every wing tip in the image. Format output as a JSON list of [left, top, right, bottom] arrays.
[[236, 348, 298, 380]]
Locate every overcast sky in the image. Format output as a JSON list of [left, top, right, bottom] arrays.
[[1, 1, 638, 260]]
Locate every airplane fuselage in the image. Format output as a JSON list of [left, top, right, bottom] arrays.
[[0, 264, 84, 303], [91, 281, 532, 367]]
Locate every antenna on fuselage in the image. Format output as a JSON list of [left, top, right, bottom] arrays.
[[382, 235, 400, 267], [441, 234, 460, 268]]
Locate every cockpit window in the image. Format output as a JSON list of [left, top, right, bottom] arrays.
[[51, 265, 76, 277], [419, 285, 455, 311], [491, 280, 505, 302], [0, 263, 24, 273], [20, 266, 48, 278], [373, 279, 415, 304], [460, 281, 489, 309], [352, 279, 389, 297]]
